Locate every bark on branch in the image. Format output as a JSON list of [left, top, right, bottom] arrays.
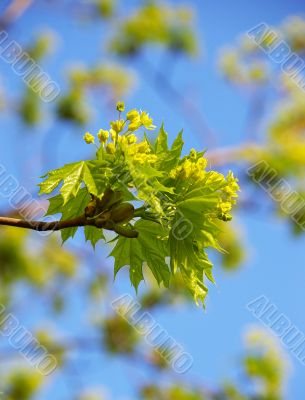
[[0, 215, 89, 232]]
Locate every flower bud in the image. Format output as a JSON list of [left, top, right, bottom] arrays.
[[116, 101, 125, 112], [127, 134, 137, 144], [128, 117, 142, 131], [110, 119, 124, 133], [189, 149, 197, 159], [126, 109, 140, 121], [97, 129, 109, 143], [83, 132, 95, 144]]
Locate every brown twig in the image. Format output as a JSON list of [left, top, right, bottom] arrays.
[[0, 215, 88, 231], [0, 210, 140, 238]]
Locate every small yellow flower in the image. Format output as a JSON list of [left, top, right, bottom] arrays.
[[192, 166, 205, 180], [127, 134, 137, 144], [128, 117, 142, 131], [147, 155, 158, 164], [137, 142, 150, 153], [180, 159, 192, 179], [110, 119, 125, 134], [116, 101, 125, 112], [169, 167, 179, 179], [83, 132, 95, 144], [197, 157, 207, 169], [224, 171, 240, 197], [97, 129, 109, 143], [218, 201, 232, 213], [126, 109, 140, 121], [189, 149, 197, 159], [140, 111, 156, 130], [134, 153, 147, 164], [106, 143, 116, 154]]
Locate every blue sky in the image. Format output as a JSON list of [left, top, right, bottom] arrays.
[[0, 0, 305, 398]]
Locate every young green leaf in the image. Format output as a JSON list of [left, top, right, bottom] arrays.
[[110, 220, 170, 290]]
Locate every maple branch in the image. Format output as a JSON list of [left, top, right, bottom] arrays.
[[0, 209, 140, 238], [0, 215, 88, 232]]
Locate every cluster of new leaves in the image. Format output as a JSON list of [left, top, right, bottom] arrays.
[[39, 103, 239, 306]]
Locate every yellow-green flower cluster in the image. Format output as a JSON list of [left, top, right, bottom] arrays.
[[127, 109, 156, 131], [223, 171, 240, 198], [111, 119, 125, 133], [124, 137, 158, 165], [82, 102, 159, 162], [83, 102, 157, 148], [217, 171, 240, 220], [169, 156, 207, 180], [134, 153, 158, 165]]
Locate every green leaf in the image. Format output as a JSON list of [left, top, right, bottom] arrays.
[[169, 229, 213, 306], [178, 196, 218, 226], [155, 124, 168, 154], [109, 220, 170, 290], [170, 130, 184, 160], [39, 162, 80, 196], [84, 160, 112, 196], [60, 162, 85, 203], [45, 194, 63, 216], [167, 183, 224, 305], [157, 130, 184, 171], [40, 160, 111, 204], [123, 153, 165, 215], [84, 226, 105, 248], [46, 189, 90, 243]]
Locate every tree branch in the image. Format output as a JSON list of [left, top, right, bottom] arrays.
[[0, 215, 88, 232], [0, 211, 140, 238]]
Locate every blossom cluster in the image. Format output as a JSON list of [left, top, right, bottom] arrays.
[[83, 101, 158, 164]]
